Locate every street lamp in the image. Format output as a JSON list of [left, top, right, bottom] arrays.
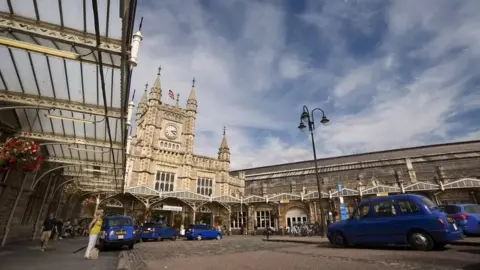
[[298, 105, 330, 237]]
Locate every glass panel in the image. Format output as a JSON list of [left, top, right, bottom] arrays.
[[197, 178, 200, 185], [155, 182, 159, 190], [169, 184, 173, 191], [161, 173, 165, 181], [156, 172, 160, 180], [464, 205, 480, 214], [160, 183, 164, 191], [197, 187, 200, 194]]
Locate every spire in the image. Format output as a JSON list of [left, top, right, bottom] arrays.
[[188, 77, 196, 100], [148, 66, 162, 104], [220, 126, 229, 150], [136, 83, 148, 115], [175, 93, 180, 108], [218, 126, 230, 164], [186, 77, 197, 112]]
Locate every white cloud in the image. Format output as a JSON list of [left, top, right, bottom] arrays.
[[130, 0, 480, 170]]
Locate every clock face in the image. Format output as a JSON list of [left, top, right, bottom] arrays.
[[164, 125, 178, 139]]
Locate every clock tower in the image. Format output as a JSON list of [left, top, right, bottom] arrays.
[[127, 67, 244, 197]]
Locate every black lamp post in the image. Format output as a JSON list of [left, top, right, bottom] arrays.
[[298, 105, 329, 237]]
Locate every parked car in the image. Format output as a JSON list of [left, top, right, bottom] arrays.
[[440, 204, 480, 236], [140, 222, 177, 241], [185, 224, 222, 240], [133, 225, 142, 243], [327, 194, 462, 251], [99, 215, 136, 250]]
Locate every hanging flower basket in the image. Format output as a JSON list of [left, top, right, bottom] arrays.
[[0, 137, 44, 172]]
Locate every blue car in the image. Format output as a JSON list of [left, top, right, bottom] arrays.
[[99, 215, 136, 250], [441, 204, 480, 236], [327, 194, 462, 251], [185, 224, 222, 240], [140, 222, 177, 241]]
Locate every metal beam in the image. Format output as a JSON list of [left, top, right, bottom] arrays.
[[80, 187, 116, 192], [16, 131, 122, 149], [44, 156, 119, 168], [0, 13, 122, 55], [0, 90, 122, 118], [0, 37, 120, 69], [62, 172, 123, 180]]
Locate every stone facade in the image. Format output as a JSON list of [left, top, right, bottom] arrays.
[[0, 164, 67, 245], [125, 70, 244, 196], [229, 140, 480, 234]]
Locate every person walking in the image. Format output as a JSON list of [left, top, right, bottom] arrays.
[[84, 210, 104, 259], [40, 213, 57, 251]]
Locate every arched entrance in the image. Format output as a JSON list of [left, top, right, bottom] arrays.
[[100, 198, 124, 216], [150, 198, 190, 228], [195, 205, 212, 225], [285, 207, 308, 227]]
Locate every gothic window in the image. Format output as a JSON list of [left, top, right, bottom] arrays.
[[231, 211, 247, 229], [155, 171, 175, 192], [196, 177, 213, 196], [255, 210, 274, 229]]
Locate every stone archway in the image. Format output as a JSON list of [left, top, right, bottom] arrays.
[[285, 207, 308, 228], [204, 201, 230, 228], [100, 198, 124, 216], [150, 197, 192, 228]]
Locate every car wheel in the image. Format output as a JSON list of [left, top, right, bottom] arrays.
[[216, 234, 222, 240], [171, 235, 177, 241], [196, 235, 202, 241], [408, 231, 434, 251], [156, 236, 162, 241], [128, 244, 134, 250], [332, 231, 348, 248]]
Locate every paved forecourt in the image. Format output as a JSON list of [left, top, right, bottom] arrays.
[[0, 237, 119, 270], [125, 235, 480, 270]]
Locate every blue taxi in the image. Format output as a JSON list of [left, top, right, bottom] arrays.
[[99, 215, 136, 250], [140, 222, 177, 241], [327, 194, 462, 251], [185, 224, 222, 240]]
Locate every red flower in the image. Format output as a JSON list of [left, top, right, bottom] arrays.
[[9, 157, 15, 163]]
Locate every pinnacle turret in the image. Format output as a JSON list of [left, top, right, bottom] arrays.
[[186, 77, 197, 112], [136, 84, 148, 116], [218, 126, 230, 163], [148, 66, 162, 105]]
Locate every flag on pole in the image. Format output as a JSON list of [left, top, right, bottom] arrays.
[[168, 89, 175, 99]]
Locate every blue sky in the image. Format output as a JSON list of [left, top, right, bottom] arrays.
[[130, 0, 480, 170]]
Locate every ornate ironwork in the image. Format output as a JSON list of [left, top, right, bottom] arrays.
[[0, 14, 122, 55], [44, 156, 118, 168], [361, 185, 402, 195], [101, 198, 124, 208], [16, 132, 122, 149], [62, 172, 122, 180], [0, 91, 122, 118]]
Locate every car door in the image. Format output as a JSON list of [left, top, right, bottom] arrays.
[[342, 203, 372, 244], [363, 199, 401, 244]]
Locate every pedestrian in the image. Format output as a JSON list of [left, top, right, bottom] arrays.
[[40, 213, 57, 251], [84, 210, 104, 259]]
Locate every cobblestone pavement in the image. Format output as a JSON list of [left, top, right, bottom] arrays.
[[0, 237, 119, 270], [126, 236, 480, 270]]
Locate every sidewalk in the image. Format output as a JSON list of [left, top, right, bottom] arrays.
[[265, 235, 480, 247], [0, 237, 120, 270]]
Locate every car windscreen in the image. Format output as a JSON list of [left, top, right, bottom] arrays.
[[107, 218, 132, 227], [142, 223, 155, 228], [464, 205, 480, 214], [419, 197, 438, 210]]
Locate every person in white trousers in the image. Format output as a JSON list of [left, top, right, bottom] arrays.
[[84, 210, 104, 259]]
